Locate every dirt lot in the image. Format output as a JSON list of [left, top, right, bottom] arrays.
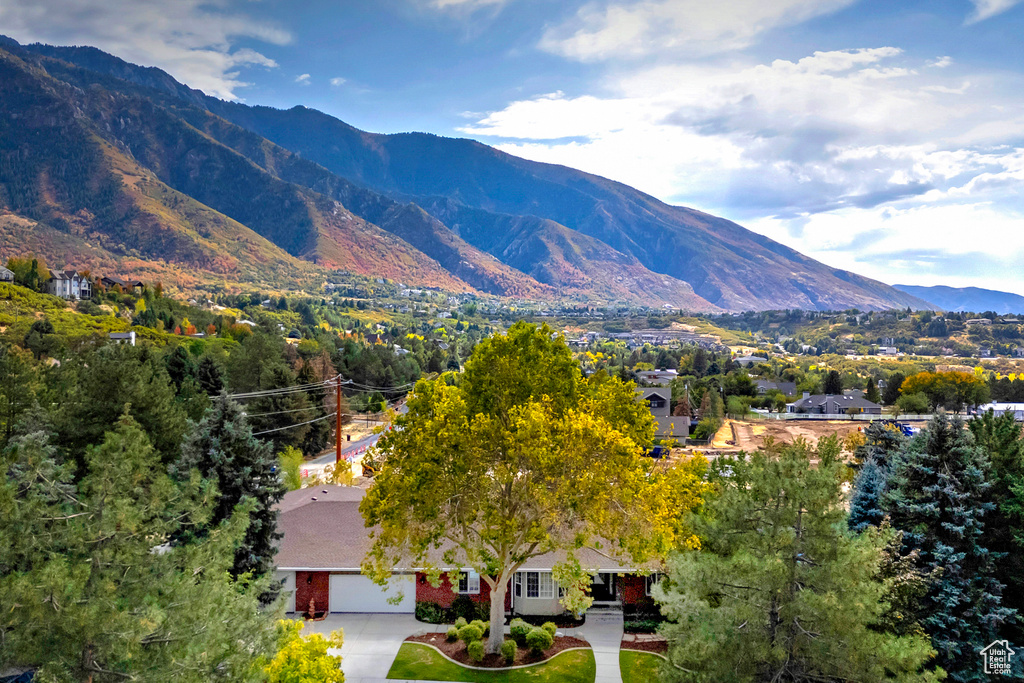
[[708, 418, 928, 453]]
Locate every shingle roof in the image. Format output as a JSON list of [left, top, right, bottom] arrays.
[[274, 485, 641, 572]]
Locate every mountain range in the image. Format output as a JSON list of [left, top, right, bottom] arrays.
[[894, 284, 1024, 315], [0, 36, 934, 311]]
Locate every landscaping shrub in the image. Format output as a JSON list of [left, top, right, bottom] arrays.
[[451, 595, 484, 623], [415, 601, 448, 624], [470, 619, 488, 636], [500, 639, 517, 664], [541, 621, 557, 638], [446, 626, 459, 641], [454, 616, 468, 629], [525, 626, 553, 654], [457, 624, 483, 644], [467, 640, 485, 663], [509, 618, 532, 645], [624, 619, 662, 634]]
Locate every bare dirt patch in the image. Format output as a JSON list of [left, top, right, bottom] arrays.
[[407, 632, 589, 668], [729, 419, 868, 451]]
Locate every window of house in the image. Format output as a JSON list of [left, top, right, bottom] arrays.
[[458, 570, 480, 595], [514, 572, 522, 597], [644, 573, 662, 597], [523, 571, 554, 599]]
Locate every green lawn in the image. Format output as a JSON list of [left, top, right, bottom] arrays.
[[386, 642, 596, 682], [620, 649, 664, 683]]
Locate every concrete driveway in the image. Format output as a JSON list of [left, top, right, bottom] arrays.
[[577, 609, 625, 683], [302, 613, 444, 682]]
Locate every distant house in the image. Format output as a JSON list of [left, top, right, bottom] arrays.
[[734, 355, 767, 366], [0, 266, 13, 282], [636, 369, 678, 386], [98, 276, 143, 292], [753, 380, 797, 396], [639, 387, 688, 438], [109, 331, 136, 346], [46, 270, 92, 300], [787, 392, 882, 415], [977, 403, 1024, 421], [877, 346, 899, 356]]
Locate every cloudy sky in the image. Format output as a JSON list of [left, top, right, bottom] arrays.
[[3, 0, 1023, 292]]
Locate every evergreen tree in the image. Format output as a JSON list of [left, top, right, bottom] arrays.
[[823, 369, 843, 395], [657, 437, 940, 683], [0, 419, 279, 681], [172, 398, 285, 580], [968, 409, 1024, 643], [196, 355, 225, 395], [165, 344, 197, 392], [883, 413, 1014, 682], [883, 373, 906, 405], [54, 344, 187, 467], [849, 455, 887, 533], [865, 377, 881, 404]]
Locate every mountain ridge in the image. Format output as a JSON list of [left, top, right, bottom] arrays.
[[0, 36, 935, 311], [894, 284, 1024, 315]]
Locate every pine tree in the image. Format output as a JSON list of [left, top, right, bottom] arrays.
[[849, 455, 887, 533], [172, 399, 285, 580], [0, 419, 279, 681], [865, 377, 881, 404], [657, 437, 940, 683], [883, 413, 1014, 682], [823, 369, 843, 395], [196, 355, 225, 395], [968, 409, 1024, 643], [165, 345, 197, 392]]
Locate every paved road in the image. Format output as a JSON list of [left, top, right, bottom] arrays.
[[309, 403, 408, 468]]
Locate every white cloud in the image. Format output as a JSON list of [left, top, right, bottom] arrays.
[[295, 73, 311, 85], [540, 0, 857, 61], [330, 76, 347, 87], [463, 47, 1024, 289], [430, 0, 506, 7], [966, 0, 1023, 24], [928, 55, 953, 68], [0, 0, 290, 99]]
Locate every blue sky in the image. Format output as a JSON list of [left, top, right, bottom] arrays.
[[3, 0, 1023, 293]]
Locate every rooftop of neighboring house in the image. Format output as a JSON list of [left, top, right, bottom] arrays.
[[753, 379, 797, 395], [275, 486, 638, 573], [788, 393, 881, 410]]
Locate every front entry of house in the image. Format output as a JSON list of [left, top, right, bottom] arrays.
[[590, 572, 617, 603]]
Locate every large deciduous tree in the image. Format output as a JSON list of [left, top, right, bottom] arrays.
[[361, 322, 706, 654], [883, 413, 1013, 682], [657, 437, 941, 683]]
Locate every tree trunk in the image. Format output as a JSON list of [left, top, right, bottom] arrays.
[[487, 578, 508, 654]]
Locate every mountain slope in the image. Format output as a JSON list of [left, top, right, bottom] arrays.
[[194, 103, 932, 311], [0, 42, 471, 293], [894, 284, 1024, 315], [3, 37, 934, 311]]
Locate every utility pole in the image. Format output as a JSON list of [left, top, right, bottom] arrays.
[[336, 374, 343, 466]]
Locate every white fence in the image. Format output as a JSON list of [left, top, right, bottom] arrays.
[[758, 413, 933, 422]]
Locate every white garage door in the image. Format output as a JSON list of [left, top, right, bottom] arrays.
[[328, 574, 415, 613]]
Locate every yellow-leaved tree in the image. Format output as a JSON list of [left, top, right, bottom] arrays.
[[265, 620, 344, 683], [360, 322, 707, 654]]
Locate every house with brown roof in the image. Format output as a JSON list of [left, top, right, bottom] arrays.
[[274, 486, 659, 618]]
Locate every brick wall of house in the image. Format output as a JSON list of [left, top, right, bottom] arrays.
[[295, 571, 330, 616], [619, 574, 657, 611], [415, 572, 489, 607]]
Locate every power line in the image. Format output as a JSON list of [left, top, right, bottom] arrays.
[[251, 412, 337, 436]]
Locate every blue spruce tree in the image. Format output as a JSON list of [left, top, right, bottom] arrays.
[[848, 421, 905, 533], [883, 413, 1014, 682]]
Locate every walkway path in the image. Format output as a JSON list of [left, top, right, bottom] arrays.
[[577, 608, 625, 683]]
